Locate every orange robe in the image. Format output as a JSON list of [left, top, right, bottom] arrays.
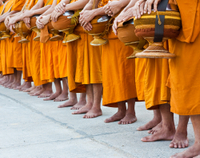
[[6, 0, 26, 71], [0, 4, 4, 72], [135, 58, 145, 101], [169, 0, 200, 115], [102, 31, 137, 107], [144, 57, 170, 110], [39, 0, 55, 83], [66, 25, 86, 92]]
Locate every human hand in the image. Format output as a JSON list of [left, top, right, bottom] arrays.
[[79, 10, 95, 31], [51, 10, 62, 22], [143, 0, 161, 14], [23, 17, 31, 28], [104, 1, 121, 17], [4, 16, 10, 28], [36, 15, 50, 29], [55, 2, 66, 14]]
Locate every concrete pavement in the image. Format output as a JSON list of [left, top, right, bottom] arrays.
[[0, 85, 194, 158]]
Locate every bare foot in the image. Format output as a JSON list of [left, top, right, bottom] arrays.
[[141, 126, 175, 142], [19, 82, 31, 91], [30, 89, 43, 96], [104, 111, 125, 123], [72, 103, 92, 114], [169, 131, 189, 148], [24, 86, 35, 92], [54, 93, 69, 102], [70, 100, 87, 110], [83, 107, 102, 118], [58, 99, 77, 108], [12, 82, 21, 90], [137, 119, 161, 131], [148, 122, 162, 134], [170, 142, 200, 158], [15, 84, 24, 90], [43, 92, 61, 101], [29, 86, 42, 96], [118, 113, 137, 125], [38, 90, 52, 98]]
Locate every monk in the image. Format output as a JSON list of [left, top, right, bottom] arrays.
[[0, 0, 17, 87], [126, 0, 190, 149], [35, 0, 71, 100], [6, 0, 52, 93], [167, 0, 200, 157], [51, 0, 88, 108], [65, 0, 103, 118], [3, 0, 27, 89], [87, 0, 137, 124]]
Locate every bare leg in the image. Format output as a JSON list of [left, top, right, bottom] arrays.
[[83, 84, 102, 118], [54, 77, 69, 102], [71, 93, 86, 110], [38, 83, 53, 98], [24, 84, 35, 92], [44, 79, 62, 101], [148, 121, 162, 134], [72, 85, 93, 114], [29, 85, 43, 96], [171, 115, 200, 158], [119, 98, 137, 124], [0, 76, 8, 85], [137, 109, 162, 131], [141, 104, 175, 142], [16, 80, 26, 90], [12, 70, 22, 89], [58, 92, 77, 108], [19, 81, 32, 91], [104, 102, 126, 123], [4, 74, 14, 88], [169, 116, 189, 148]]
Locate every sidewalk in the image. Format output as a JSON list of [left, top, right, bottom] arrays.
[[0, 85, 194, 158]]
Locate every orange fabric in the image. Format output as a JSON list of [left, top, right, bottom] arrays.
[[81, 34, 102, 84], [66, 25, 86, 93], [4, 0, 14, 12], [57, 41, 68, 78], [40, 40, 54, 82], [12, 37, 23, 69], [11, 0, 26, 11], [102, 31, 137, 107], [1, 39, 14, 75], [135, 58, 145, 101], [168, 0, 200, 115], [144, 58, 170, 110], [176, 0, 200, 43], [29, 32, 48, 86]]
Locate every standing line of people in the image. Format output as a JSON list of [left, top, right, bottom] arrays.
[[0, 0, 199, 157]]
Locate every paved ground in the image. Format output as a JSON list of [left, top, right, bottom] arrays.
[[0, 85, 195, 158]]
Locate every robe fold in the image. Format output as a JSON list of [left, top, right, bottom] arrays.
[[169, 0, 200, 115], [102, 30, 137, 107]]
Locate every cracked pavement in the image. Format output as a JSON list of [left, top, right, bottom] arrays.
[[0, 85, 195, 158]]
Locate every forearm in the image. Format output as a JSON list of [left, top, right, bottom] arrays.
[[92, 7, 105, 16], [83, 0, 100, 11], [123, 0, 138, 12], [65, 0, 89, 11], [30, 0, 45, 10], [29, 6, 51, 16], [1, 11, 18, 21]]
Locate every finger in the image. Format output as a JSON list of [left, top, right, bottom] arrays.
[[144, 1, 148, 14], [154, 0, 159, 12], [140, 2, 144, 15], [112, 22, 117, 35], [136, 7, 141, 19], [147, 0, 154, 14]]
